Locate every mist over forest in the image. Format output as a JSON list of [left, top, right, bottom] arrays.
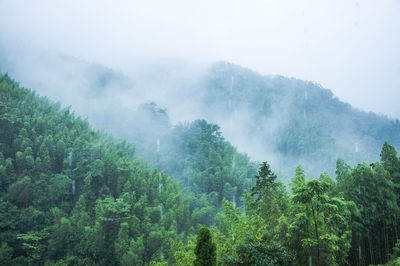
[[1, 1, 400, 265], [1, 48, 399, 178]]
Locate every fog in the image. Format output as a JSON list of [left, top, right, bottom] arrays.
[[1, 0, 399, 117], [1, 0, 400, 177]]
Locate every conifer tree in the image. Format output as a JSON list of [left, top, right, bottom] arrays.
[[194, 226, 216, 266]]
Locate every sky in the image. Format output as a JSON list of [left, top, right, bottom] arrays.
[[1, 0, 400, 118]]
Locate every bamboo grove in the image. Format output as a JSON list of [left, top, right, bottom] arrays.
[[0, 74, 399, 265]]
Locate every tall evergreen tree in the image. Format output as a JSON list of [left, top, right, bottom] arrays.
[[194, 226, 216, 266]]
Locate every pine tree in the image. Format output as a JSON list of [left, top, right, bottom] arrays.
[[251, 161, 278, 200]]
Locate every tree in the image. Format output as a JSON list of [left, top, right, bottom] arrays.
[[251, 161, 277, 200], [169, 237, 196, 265], [380, 142, 400, 179], [380, 142, 400, 238], [216, 198, 294, 265], [289, 172, 352, 266], [114, 222, 129, 263], [194, 226, 216, 266], [0, 242, 13, 265], [250, 162, 289, 229]]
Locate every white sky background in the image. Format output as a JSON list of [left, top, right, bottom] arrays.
[[1, 0, 400, 118]]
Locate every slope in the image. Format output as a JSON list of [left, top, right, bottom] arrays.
[[0, 74, 195, 265], [1, 50, 399, 178]]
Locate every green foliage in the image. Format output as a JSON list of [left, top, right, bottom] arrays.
[[387, 240, 400, 265], [335, 144, 400, 266], [1, 72, 400, 266], [130, 108, 257, 217], [194, 226, 216, 266], [200, 62, 400, 177], [168, 236, 196, 265], [215, 198, 294, 265], [289, 172, 352, 266], [0, 242, 13, 265], [251, 161, 278, 200], [0, 74, 194, 265]]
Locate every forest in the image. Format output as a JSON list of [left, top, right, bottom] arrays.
[[2, 55, 400, 179], [0, 72, 400, 265]]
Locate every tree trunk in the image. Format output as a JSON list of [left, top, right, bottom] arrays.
[[312, 207, 320, 266], [368, 233, 374, 265]]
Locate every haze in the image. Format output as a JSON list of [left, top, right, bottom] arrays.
[[1, 0, 400, 118]]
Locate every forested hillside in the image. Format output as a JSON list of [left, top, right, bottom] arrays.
[[183, 62, 400, 177], [0, 74, 197, 265], [2, 54, 399, 178], [0, 74, 257, 265], [110, 61, 400, 179], [125, 102, 257, 204], [1, 73, 400, 265]]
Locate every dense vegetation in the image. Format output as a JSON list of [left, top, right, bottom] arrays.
[[191, 62, 400, 177], [1, 73, 399, 265], [0, 74, 255, 265], [127, 102, 257, 205], [0, 74, 196, 265], [2, 55, 400, 178], [169, 148, 400, 265], [87, 61, 400, 179]]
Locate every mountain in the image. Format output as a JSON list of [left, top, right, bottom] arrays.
[[0, 73, 258, 264], [178, 62, 400, 177], [1, 69, 399, 265], [1, 51, 399, 179]]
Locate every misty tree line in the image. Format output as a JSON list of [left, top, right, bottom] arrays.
[[196, 62, 400, 177], [0, 72, 399, 266]]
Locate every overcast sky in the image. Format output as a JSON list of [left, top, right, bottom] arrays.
[[1, 0, 399, 118]]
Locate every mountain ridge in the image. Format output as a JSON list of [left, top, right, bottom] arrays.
[[1, 53, 399, 178]]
